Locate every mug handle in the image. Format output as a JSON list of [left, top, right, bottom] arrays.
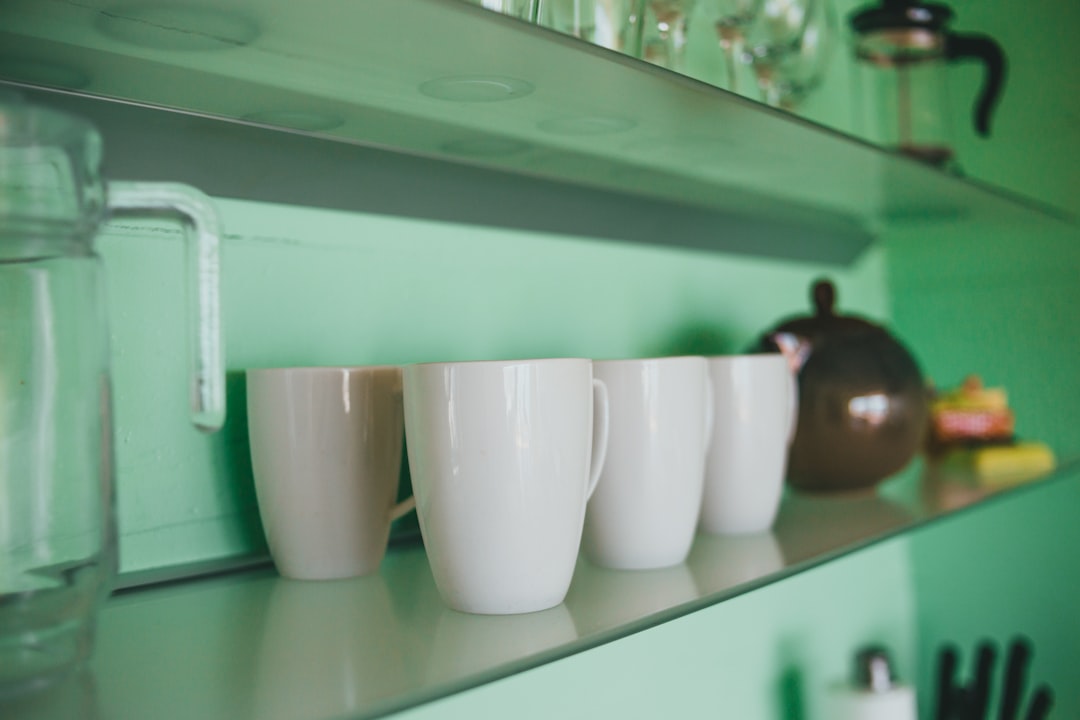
[[703, 370, 715, 452], [389, 396, 415, 522], [389, 496, 416, 522], [106, 181, 225, 433], [585, 377, 610, 501], [785, 367, 800, 446]]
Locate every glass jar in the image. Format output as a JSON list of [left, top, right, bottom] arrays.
[[0, 90, 224, 693]]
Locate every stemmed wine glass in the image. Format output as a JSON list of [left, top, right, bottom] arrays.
[[631, 0, 698, 72], [467, 0, 540, 22], [697, 0, 763, 92], [741, 0, 836, 111], [537, 0, 628, 50]]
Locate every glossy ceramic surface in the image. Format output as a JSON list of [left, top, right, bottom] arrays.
[[246, 366, 413, 581], [403, 358, 609, 614], [701, 354, 796, 535], [760, 280, 929, 493], [585, 356, 712, 569]]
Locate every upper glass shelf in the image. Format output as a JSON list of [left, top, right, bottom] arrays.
[[0, 0, 1073, 260]]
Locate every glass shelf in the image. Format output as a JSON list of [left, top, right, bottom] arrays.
[[0, 0, 1073, 267], [4, 460, 1070, 720]]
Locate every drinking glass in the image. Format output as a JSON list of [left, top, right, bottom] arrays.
[[742, 0, 836, 110], [466, 0, 540, 21], [538, 0, 630, 50], [697, 0, 763, 92], [632, 0, 698, 72]]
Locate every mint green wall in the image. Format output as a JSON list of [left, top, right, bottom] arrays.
[[880, 0, 1080, 716], [100, 201, 891, 574]]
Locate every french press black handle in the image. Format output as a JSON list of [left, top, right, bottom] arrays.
[[944, 32, 1007, 137]]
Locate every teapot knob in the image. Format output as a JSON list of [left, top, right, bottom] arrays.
[[812, 278, 837, 318]]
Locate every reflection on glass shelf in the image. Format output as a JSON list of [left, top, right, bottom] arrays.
[[252, 574, 410, 719], [687, 529, 785, 595], [66, 458, 1077, 720], [566, 560, 700, 635], [0, 0, 1072, 265], [427, 603, 578, 686], [775, 486, 916, 564], [0, 668, 98, 719]]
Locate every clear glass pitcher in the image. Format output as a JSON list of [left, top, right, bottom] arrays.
[[849, 0, 1006, 169], [0, 91, 224, 692]]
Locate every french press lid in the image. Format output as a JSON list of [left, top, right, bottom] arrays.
[[850, 0, 954, 36], [849, 0, 1007, 137]]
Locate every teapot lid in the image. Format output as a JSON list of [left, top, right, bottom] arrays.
[[772, 279, 887, 338]]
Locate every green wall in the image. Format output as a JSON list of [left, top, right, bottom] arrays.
[[881, 0, 1080, 716]]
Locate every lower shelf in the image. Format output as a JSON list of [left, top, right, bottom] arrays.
[[6, 458, 1076, 720]]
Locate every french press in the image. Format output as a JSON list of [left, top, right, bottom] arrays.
[[849, 0, 1006, 168], [0, 91, 224, 691]]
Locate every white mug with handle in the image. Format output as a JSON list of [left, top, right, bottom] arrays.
[[584, 355, 713, 569], [404, 358, 609, 615], [701, 353, 798, 535], [247, 366, 415, 581]]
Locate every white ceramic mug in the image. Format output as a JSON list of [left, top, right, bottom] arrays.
[[701, 353, 796, 535], [403, 358, 609, 615], [247, 366, 415, 580], [584, 356, 713, 569]]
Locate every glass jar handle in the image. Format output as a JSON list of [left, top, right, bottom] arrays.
[[105, 181, 225, 433]]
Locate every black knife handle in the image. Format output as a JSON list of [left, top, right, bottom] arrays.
[[969, 641, 998, 720], [999, 638, 1032, 720], [935, 645, 962, 720], [1024, 686, 1054, 720]]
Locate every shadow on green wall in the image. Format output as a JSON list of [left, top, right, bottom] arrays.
[[645, 321, 739, 358], [211, 371, 269, 554], [777, 664, 806, 720]]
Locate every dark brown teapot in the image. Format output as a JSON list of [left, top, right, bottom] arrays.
[[757, 279, 928, 493]]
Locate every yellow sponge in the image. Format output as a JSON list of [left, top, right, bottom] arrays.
[[942, 443, 1056, 488]]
